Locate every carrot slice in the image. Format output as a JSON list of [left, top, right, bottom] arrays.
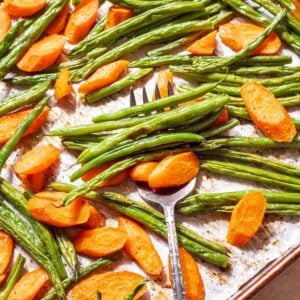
[[73, 227, 127, 257], [79, 60, 129, 94], [227, 191, 267, 247], [118, 216, 163, 275], [0, 107, 49, 144], [82, 205, 105, 229], [26, 171, 47, 193], [45, 3, 70, 35], [7, 268, 50, 300], [241, 81, 296, 142], [28, 191, 90, 227], [187, 30, 217, 55], [81, 161, 129, 186], [292, 0, 300, 19], [208, 108, 229, 128], [4, 0, 46, 17], [55, 68, 73, 101], [0, 230, 14, 285], [64, 0, 99, 44], [71, 271, 146, 300], [129, 162, 158, 182], [17, 34, 66, 72], [155, 70, 173, 99], [148, 152, 200, 189], [218, 21, 281, 55], [105, 5, 134, 29], [14, 145, 60, 175], [0, 8, 11, 43]]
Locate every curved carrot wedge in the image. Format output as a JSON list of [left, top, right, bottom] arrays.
[[55, 68, 73, 101], [219, 21, 281, 55], [241, 82, 297, 142], [64, 0, 99, 44], [71, 271, 146, 300], [105, 5, 134, 29], [28, 191, 90, 227], [4, 0, 46, 17], [187, 30, 217, 56], [73, 227, 127, 257], [148, 152, 200, 189], [0, 8, 11, 42], [0, 107, 49, 144], [14, 145, 60, 175], [45, 3, 70, 35], [26, 171, 47, 193], [155, 70, 173, 99], [227, 191, 267, 247], [7, 268, 50, 300], [118, 216, 163, 275], [0, 230, 14, 285], [79, 60, 129, 94], [82, 205, 105, 229], [17, 34, 66, 72], [129, 162, 158, 182], [208, 108, 229, 128]]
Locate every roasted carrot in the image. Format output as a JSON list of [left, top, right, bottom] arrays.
[[0, 107, 49, 144], [105, 5, 134, 29], [26, 171, 47, 193], [17, 34, 66, 72], [28, 191, 90, 227], [0, 8, 11, 43], [208, 108, 229, 128], [54, 68, 73, 101], [73, 227, 127, 257], [14, 145, 60, 175], [64, 0, 99, 44], [4, 0, 46, 17], [71, 271, 146, 300], [148, 152, 200, 189], [155, 70, 173, 99], [118, 216, 163, 275], [7, 268, 50, 300], [45, 3, 70, 35], [218, 21, 281, 55], [241, 81, 297, 142], [129, 162, 158, 182], [292, 0, 300, 19], [82, 161, 129, 187], [227, 191, 267, 247], [187, 30, 217, 55], [0, 230, 14, 285], [79, 60, 129, 94], [82, 204, 105, 229]]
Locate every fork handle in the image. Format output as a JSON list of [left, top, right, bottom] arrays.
[[163, 205, 186, 300]]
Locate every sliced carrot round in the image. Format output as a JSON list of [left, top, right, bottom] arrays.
[[81, 205, 105, 229], [105, 5, 134, 29], [0, 230, 14, 285], [129, 162, 158, 182], [187, 30, 217, 56], [45, 3, 70, 35], [4, 0, 46, 17], [73, 227, 127, 257], [0, 8, 11, 42], [55, 67, 73, 101], [17, 34, 66, 72]]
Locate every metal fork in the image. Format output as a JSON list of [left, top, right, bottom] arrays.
[[130, 84, 196, 300]]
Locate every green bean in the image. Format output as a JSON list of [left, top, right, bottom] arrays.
[[63, 141, 97, 151], [230, 66, 300, 76], [278, 0, 295, 10], [4, 73, 57, 86], [109, 0, 179, 9], [130, 55, 193, 68], [200, 118, 240, 138]]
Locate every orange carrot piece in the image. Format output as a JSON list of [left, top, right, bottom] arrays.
[[241, 81, 296, 142], [208, 108, 229, 128], [71, 271, 146, 300], [54, 67, 73, 101], [0, 8, 11, 42], [28, 191, 90, 227], [45, 3, 70, 35], [26, 171, 47, 193], [218, 21, 281, 55], [81, 161, 129, 187], [64, 0, 99, 44], [227, 191, 267, 247], [154, 70, 173, 99], [292, 0, 300, 19], [148, 152, 200, 189], [17, 34, 66, 72], [118, 216, 163, 275], [73, 227, 127, 257], [79, 60, 129, 94], [7, 268, 50, 300], [4, 0, 46, 17], [105, 5, 134, 29], [0, 107, 49, 144], [187, 30, 217, 55], [0, 230, 14, 285], [129, 162, 158, 182], [81, 204, 105, 229], [14, 145, 60, 175]]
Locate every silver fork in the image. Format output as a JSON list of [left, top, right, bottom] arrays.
[[130, 84, 196, 300]]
